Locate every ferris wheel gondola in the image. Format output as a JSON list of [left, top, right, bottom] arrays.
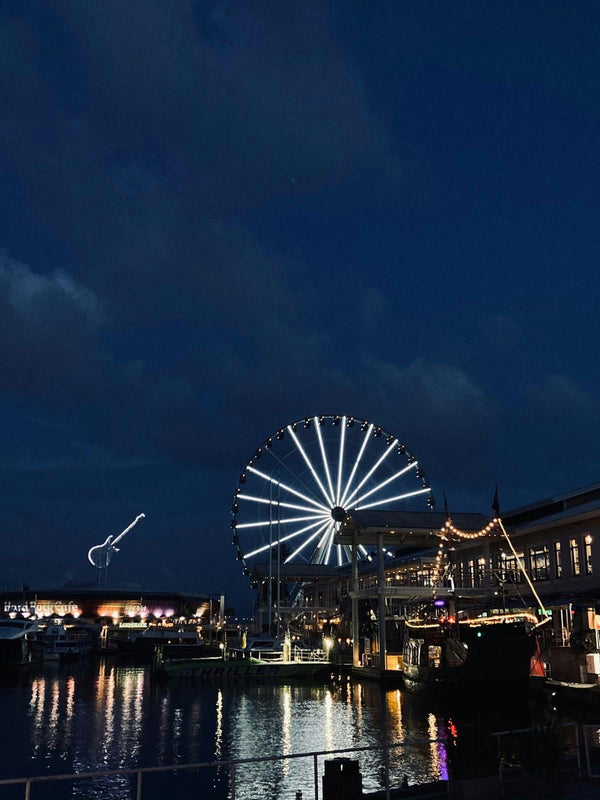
[[232, 415, 434, 576]]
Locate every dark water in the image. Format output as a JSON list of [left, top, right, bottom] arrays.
[[0, 658, 521, 799]]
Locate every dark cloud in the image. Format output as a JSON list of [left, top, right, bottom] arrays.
[[2, 2, 600, 607]]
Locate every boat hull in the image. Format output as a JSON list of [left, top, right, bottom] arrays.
[[162, 658, 330, 680]]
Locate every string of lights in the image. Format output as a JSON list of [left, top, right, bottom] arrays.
[[430, 516, 500, 602], [441, 517, 500, 540]]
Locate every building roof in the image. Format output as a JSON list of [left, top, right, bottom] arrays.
[[1, 587, 211, 601], [251, 563, 340, 580], [337, 510, 490, 547], [505, 480, 600, 527]]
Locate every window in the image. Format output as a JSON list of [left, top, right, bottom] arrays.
[[554, 542, 562, 579], [476, 557, 487, 587], [468, 560, 475, 587], [529, 545, 550, 581], [499, 551, 507, 581], [504, 552, 525, 583], [458, 562, 465, 586], [584, 535, 593, 575], [570, 538, 581, 576]]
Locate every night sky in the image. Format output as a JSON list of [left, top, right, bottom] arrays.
[[2, 1, 600, 611]]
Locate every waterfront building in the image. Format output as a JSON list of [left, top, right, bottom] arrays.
[[279, 482, 600, 683], [452, 482, 600, 682], [1, 587, 218, 626]]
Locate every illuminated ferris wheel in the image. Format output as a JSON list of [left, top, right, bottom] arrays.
[[231, 415, 435, 575]]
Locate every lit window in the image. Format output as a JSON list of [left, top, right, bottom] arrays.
[[529, 545, 550, 581], [468, 560, 475, 587], [570, 538, 581, 577], [504, 552, 525, 583], [476, 557, 486, 587], [584, 535, 593, 575], [554, 542, 562, 579]]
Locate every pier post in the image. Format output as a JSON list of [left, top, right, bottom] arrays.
[[352, 537, 359, 668], [377, 534, 386, 673]]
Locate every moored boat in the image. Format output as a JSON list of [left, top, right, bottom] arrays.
[[116, 627, 208, 660], [402, 613, 537, 695], [161, 635, 331, 680], [0, 619, 39, 669], [34, 624, 94, 661]]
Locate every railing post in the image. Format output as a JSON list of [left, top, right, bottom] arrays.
[[384, 744, 390, 800], [136, 770, 143, 800], [230, 762, 236, 799], [313, 753, 319, 800], [583, 724, 591, 777], [574, 723, 582, 777], [24, 781, 31, 800]]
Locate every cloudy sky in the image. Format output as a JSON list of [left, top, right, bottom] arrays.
[[2, 1, 600, 609]]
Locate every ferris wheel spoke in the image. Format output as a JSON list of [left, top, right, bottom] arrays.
[[243, 519, 328, 559], [335, 416, 347, 505], [314, 417, 335, 506], [262, 449, 328, 509], [343, 438, 397, 508], [237, 493, 327, 515], [324, 527, 335, 565], [284, 520, 331, 563], [288, 425, 333, 507], [339, 423, 373, 507], [247, 466, 329, 512], [236, 513, 327, 529], [236, 415, 433, 571], [314, 523, 334, 564], [353, 462, 419, 506], [355, 487, 431, 510]]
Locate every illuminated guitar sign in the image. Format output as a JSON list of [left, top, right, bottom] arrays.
[[88, 514, 145, 582]]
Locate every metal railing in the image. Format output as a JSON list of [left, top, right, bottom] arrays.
[[494, 721, 583, 786], [4, 724, 598, 798], [582, 724, 600, 778], [0, 738, 448, 800]]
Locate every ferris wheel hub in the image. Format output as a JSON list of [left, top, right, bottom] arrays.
[[330, 505, 346, 523]]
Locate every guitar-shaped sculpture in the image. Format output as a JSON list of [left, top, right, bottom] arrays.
[[88, 513, 146, 584]]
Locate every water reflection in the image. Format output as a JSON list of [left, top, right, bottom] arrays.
[[2, 662, 459, 799]]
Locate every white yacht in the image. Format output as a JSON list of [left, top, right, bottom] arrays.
[[0, 619, 39, 667]]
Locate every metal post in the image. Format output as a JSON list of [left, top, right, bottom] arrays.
[[230, 762, 236, 799], [384, 744, 390, 800], [268, 481, 273, 634], [313, 753, 319, 800], [277, 473, 281, 638], [377, 533, 386, 672], [582, 724, 591, 777], [352, 537, 359, 668], [136, 770, 143, 800], [495, 733, 504, 791], [24, 781, 31, 800]]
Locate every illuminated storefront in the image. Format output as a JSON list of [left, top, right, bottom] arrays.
[[1, 589, 214, 623]]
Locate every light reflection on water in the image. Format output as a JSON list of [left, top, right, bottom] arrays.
[[227, 679, 447, 798], [0, 661, 453, 799]]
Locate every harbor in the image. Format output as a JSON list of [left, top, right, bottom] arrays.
[[0, 659, 460, 799], [4, 3, 600, 798]]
